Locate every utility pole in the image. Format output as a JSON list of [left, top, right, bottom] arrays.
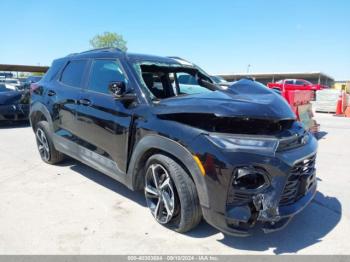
[[247, 64, 252, 74]]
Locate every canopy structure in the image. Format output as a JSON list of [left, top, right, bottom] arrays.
[[0, 64, 49, 73], [217, 71, 335, 86]]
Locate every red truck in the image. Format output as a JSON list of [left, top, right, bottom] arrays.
[[267, 79, 321, 133], [267, 79, 328, 91]]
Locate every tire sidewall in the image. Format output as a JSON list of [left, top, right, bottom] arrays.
[[35, 121, 55, 164], [145, 154, 200, 232]]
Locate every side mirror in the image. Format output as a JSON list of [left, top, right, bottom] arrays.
[[108, 81, 137, 102], [109, 81, 126, 98]]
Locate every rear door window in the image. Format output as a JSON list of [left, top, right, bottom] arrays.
[[60, 60, 88, 87]]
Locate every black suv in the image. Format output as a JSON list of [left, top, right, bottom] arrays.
[[30, 48, 318, 236], [0, 84, 30, 122]]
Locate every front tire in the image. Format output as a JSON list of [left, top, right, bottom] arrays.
[[144, 154, 202, 233], [35, 121, 64, 164]]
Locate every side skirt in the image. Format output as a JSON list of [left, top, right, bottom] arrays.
[[53, 134, 127, 185]]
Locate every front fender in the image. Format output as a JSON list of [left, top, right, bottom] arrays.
[[126, 135, 210, 208]]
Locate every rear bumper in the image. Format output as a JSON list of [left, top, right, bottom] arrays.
[[0, 104, 29, 121]]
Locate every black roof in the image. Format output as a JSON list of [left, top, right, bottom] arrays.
[[126, 53, 178, 64], [63, 48, 180, 65], [66, 48, 124, 60]]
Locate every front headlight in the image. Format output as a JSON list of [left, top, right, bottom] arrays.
[[207, 134, 279, 153]]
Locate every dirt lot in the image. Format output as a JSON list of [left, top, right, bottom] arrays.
[[0, 113, 349, 255]]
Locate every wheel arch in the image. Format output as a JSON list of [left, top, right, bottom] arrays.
[[29, 102, 53, 131], [126, 135, 210, 208]]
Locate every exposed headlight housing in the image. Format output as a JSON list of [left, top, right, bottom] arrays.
[[207, 134, 279, 153], [233, 167, 270, 191]]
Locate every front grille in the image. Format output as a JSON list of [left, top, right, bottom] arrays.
[[227, 190, 253, 206], [280, 154, 316, 206]]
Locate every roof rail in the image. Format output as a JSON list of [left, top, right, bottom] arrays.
[[80, 47, 124, 54], [65, 48, 124, 57], [66, 53, 78, 57]]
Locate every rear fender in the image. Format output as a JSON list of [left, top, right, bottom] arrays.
[[29, 102, 54, 132]]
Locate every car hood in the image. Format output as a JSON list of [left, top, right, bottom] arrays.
[[153, 79, 296, 120], [0, 91, 22, 105]]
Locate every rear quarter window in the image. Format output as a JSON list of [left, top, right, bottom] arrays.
[[42, 59, 66, 82]]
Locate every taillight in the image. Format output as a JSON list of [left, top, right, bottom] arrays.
[[30, 83, 39, 95]]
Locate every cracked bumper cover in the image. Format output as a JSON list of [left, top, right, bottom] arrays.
[[192, 133, 318, 236], [202, 183, 316, 236]]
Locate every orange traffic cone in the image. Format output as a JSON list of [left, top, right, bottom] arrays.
[[342, 92, 347, 112], [345, 107, 350, 118], [335, 95, 344, 116]]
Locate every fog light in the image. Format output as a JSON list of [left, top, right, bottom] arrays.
[[233, 167, 269, 191], [227, 205, 251, 223]]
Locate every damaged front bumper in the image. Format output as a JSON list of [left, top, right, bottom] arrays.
[[203, 183, 316, 236], [192, 132, 318, 236]]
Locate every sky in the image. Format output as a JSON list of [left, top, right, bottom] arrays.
[[0, 0, 349, 80]]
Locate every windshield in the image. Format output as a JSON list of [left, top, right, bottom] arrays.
[[133, 61, 220, 101]]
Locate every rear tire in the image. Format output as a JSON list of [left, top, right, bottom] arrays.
[[35, 121, 64, 164], [144, 154, 202, 233]]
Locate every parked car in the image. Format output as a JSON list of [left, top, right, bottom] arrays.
[[267, 79, 328, 91], [168, 56, 231, 88], [0, 78, 22, 90], [29, 48, 318, 236], [0, 84, 29, 121], [22, 76, 42, 90], [211, 75, 233, 87], [0, 83, 17, 91], [0, 72, 13, 78]]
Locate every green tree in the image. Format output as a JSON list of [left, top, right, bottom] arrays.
[[89, 32, 127, 52]]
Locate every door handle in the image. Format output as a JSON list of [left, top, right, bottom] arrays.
[[47, 90, 56, 96], [79, 99, 91, 106]]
